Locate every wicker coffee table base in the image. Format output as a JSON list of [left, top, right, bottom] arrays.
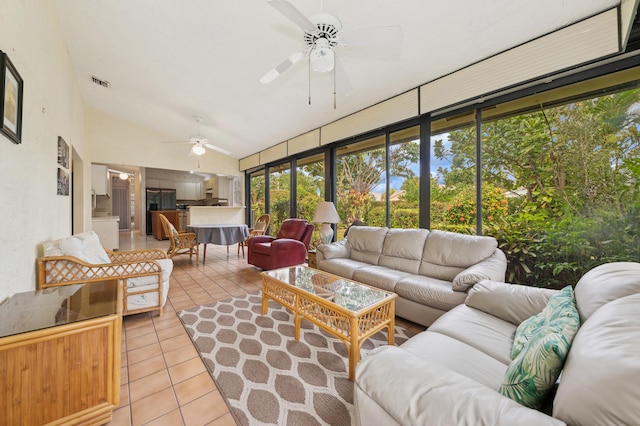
[[261, 269, 396, 381]]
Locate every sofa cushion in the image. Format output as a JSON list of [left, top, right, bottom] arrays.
[[352, 265, 411, 293], [498, 289, 580, 409], [400, 331, 509, 389], [346, 226, 388, 265], [553, 293, 640, 425], [43, 231, 111, 264], [419, 230, 498, 280], [316, 257, 370, 280], [466, 280, 558, 326], [378, 228, 429, 274], [512, 286, 577, 359], [251, 242, 272, 255], [429, 304, 516, 365], [395, 275, 467, 311], [573, 261, 640, 323]]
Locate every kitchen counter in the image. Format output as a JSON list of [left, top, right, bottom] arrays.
[[188, 206, 246, 225]]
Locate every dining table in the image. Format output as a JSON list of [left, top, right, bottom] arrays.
[[187, 223, 250, 263]]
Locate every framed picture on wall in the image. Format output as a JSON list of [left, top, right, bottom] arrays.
[[58, 136, 69, 168], [0, 51, 24, 144], [57, 167, 69, 196]]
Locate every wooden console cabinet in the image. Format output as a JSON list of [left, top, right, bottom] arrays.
[[0, 280, 121, 425], [151, 210, 179, 240]]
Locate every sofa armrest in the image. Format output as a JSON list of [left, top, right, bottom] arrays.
[[465, 280, 559, 325], [452, 249, 508, 291], [250, 235, 275, 245], [355, 346, 565, 426], [107, 248, 168, 262], [316, 239, 349, 261]]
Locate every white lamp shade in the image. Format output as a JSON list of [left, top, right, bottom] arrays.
[[312, 202, 341, 224], [191, 144, 206, 156]]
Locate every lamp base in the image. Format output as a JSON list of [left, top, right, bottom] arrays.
[[319, 223, 334, 245]]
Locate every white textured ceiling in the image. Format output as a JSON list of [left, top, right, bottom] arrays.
[[53, 0, 618, 160]]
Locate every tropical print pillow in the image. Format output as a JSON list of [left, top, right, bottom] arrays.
[[511, 286, 576, 359], [499, 286, 580, 408]]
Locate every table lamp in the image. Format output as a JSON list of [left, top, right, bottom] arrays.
[[312, 202, 341, 245]]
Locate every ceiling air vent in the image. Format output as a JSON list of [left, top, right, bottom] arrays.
[[90, 76, 111, 88]]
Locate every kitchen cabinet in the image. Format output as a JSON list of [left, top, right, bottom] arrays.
[[146, 178, 160, 188], [0, 280, 121, 426], [92, 216, 120, 250], [91, 164, 110, 196], [151, 210, 179, 240], [146, 179, 175, 190], [176, 181, 205, 201]]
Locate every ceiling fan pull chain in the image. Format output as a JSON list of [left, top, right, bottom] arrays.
[[308, 50, 312, 105], [333, 59, 337, 109]]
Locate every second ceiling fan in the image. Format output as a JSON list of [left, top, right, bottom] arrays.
[[260, 0, 402, 107]]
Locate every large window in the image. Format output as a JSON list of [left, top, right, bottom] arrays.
[[269, 163, 291, 233], [296, 153, 324, 247], [480, 87, 640, 286], [430, 116, 477, 234], [336, 135, 386, 235], [389, 126, 420, 228], [249, 170, 265, 230]]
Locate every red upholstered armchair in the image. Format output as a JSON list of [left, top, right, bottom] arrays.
[[247, 219, 314, 270]]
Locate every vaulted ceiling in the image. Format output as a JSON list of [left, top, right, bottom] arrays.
[[53, 0, 622, 160]]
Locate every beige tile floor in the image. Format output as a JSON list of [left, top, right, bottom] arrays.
[[108, 231, 425, 426]]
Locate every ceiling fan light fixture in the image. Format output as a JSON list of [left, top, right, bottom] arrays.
[[191, 144, 206, 156], [310, 39, 335, 73]]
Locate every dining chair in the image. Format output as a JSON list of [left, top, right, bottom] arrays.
[[159, 213, 199, 264], [238, 214, 270, 258]]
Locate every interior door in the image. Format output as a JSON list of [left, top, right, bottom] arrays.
[[112, 177, 131, 230]]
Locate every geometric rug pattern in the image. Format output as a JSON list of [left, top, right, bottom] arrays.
[[178, 292, 414, 425]]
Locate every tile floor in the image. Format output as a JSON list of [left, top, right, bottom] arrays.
[[108, 231, 425, 426]]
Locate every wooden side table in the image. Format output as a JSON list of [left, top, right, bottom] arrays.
[[307, 250, 317, 268], [0, 280, 122, 425]]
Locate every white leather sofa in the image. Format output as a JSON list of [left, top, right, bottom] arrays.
[[354, 262, 640, 425], [315, 227, 507, 326]]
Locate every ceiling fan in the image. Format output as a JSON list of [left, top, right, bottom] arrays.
[[260, 0, 402, 107], [163, 116, 230, 156]]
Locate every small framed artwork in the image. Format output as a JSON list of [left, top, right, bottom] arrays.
[[57, 167, 69, 196], [57, 136, 69, 168], [0, 51, 23, 144]]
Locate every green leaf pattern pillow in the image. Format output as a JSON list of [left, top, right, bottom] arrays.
[[499, 286, 580, 408]]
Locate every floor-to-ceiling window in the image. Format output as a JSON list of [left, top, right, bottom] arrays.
[[429, 115, 477, 234], [335, 135, 386, 235], [480, 86, 640, 287], [389, 126, 420, 228], [249, 170, 266, 230], [269, 163, 291, 233], [296, 153, 325, 247]]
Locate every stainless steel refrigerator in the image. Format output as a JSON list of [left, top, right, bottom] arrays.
[[146, 188, 177, 234]]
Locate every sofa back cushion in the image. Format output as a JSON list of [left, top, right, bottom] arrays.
[[553, 292, 640, 425], [419, 230, 498, 281], [574, 261, 640, 323], [346, 226, 389, 265], [378, 228, 429, 274]]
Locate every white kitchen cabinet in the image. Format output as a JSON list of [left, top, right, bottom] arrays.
[[91, 165, 110, 196], [159, 179, 175, 189], [92, 216, 120, 250], [175, 182, 186, 200], [146, 178, 160, 188], [207, 177, 230, 198]]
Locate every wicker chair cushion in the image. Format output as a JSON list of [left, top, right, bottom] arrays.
[[43, 231, 111, 264]]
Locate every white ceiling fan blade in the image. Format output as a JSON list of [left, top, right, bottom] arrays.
[[203, 142, 231, 155], [267, 0, 317, 33], [335, 55, 353, 96], [260, 50, 307, 84], [342, 25, 403, 48], [163, 140, 193, 145]]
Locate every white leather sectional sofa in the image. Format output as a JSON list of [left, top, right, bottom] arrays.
[[353, 262, 640, 425], [315, 226, 507, 326]]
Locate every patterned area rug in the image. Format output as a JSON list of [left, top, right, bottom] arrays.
[[178, 292, 414, 425]]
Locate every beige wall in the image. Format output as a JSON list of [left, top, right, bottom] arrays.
[[0, 1, 87, 298]]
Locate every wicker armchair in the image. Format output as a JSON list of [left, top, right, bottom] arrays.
[[238, 214, 270, 258], [37, 231, 173, 316], [159, 213, 199, 264]]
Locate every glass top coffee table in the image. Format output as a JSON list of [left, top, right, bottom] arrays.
[[261, 265, 397, 380]]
